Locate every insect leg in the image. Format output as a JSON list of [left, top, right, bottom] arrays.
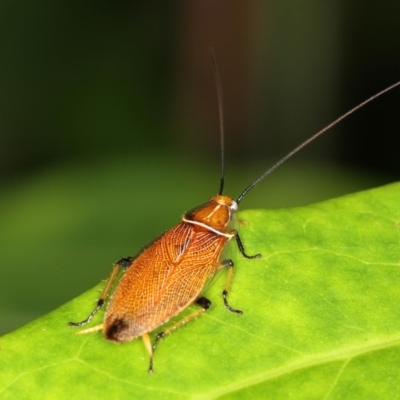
[[220, 231, 261, 315], [220, 259, 243, 315], [67, 257, 134, 327], [147, 297, 211, 374], [233, 230, 261, 259]]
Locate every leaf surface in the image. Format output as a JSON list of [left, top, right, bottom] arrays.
[[1, 182, 400, 399]]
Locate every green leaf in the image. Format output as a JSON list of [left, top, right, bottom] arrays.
[[1, 182, 400, 399]]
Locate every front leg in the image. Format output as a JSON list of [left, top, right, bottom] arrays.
[[233, 230, 261, 259]]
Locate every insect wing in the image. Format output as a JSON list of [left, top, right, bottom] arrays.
[[104, 221, 228, 341]]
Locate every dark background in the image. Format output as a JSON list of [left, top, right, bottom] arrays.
[[1, 1, 399, 335]]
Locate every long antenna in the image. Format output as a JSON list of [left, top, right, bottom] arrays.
[[208, 48, 226, 195], [236, 81, 400, 204]]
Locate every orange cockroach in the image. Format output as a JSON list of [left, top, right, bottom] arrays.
[[68, 52, 400, 373]]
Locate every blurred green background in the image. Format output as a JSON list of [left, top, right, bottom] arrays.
[[1, 1, 399, 335]]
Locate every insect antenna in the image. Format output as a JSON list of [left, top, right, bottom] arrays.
[[236, 80, 400, 204], [208, 48, 226, 196]]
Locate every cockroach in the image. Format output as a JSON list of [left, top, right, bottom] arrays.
[[68, 52, 400, 373]]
